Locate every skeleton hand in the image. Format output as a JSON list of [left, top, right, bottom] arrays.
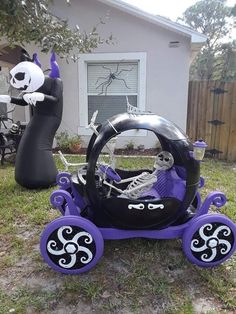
[[23, 92, 45, 106], [0, 95, 11, 103]]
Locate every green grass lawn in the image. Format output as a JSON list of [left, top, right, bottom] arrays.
[[0, 156, 235, 313]]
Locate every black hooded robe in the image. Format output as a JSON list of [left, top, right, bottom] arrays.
[[11, 77, 63, 189]]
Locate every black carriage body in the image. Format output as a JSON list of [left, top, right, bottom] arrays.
[[85, 113, 200, 230]]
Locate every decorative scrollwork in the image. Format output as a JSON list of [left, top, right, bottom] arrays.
[[196, 192, 227, 216], [50, 192, 66, 208], [199, 176, 205, 188], [212, 194, 227, 208], [51, 194, 64, 207], [56, 172, 71, 189], [148, 204, 164, 210], [50, 190, 79, 215]]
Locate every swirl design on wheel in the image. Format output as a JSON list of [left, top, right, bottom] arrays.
[[191, 223, 232, 262], [46, 225, 96, 270], [41, 217, 104, 274], [182, 214, 236, 267]]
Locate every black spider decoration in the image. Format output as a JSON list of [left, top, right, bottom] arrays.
[[95, 62, 134, 95]]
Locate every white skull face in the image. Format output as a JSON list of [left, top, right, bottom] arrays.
[[10, 66, 30, 90], [155, 151, 174, 170], [10, 61, 45, 92], [10, 123, 20, 134]]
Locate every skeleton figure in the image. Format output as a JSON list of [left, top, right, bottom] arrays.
[[102, 151, 174, 199], [0, 51, 63, 188], [154, 151, 174, 171], [124, 151, 174, 198]]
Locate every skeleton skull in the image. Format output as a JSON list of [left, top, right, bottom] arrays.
[[9, 123, 20, 134], [154, 151, 174, 171], [10, 61, 45, 92]]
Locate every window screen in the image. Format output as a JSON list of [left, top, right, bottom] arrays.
[[87, 62, 138, 123]]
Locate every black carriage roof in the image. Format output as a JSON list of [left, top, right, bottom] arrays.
[[86, 112, 200, 224], [101, 113, 188, 141]]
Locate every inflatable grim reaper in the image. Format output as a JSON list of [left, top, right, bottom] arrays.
[[0, 52, 63, 189]]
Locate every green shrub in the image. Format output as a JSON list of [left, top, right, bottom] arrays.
[[55, 131, 81, 153], [125, 140, 135, 151]]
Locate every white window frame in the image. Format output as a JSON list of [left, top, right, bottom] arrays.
[[0, 65, 12, 129], [78, 52, 147, 136]]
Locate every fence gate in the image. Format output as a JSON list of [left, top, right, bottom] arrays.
[[187, 81, 236, 161]]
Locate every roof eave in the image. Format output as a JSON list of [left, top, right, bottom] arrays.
[[98, 0, 207, 44]]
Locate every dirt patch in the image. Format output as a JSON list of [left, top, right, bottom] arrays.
[[1, 239, 235, 313], [192, 297, 221, 313]]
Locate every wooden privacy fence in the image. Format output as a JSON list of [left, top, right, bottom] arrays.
[[187, 81, 236, 161]]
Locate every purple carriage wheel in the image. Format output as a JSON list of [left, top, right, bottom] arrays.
[[182, 214, 236, 268], [40, 216, 104, 274]]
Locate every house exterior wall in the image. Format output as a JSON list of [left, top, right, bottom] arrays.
[[28, 0, 191, 148]]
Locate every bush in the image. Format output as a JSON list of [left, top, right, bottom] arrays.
[[55, 131, 82, 153], [125, 140, 135, 151]]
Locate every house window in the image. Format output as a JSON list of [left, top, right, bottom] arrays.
[[87, 62, 138, 124], [78, 53, 147, 135], [0, 67, 9, 119]]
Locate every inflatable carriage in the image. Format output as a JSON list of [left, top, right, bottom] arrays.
[[0, 51, 62, 188], [40, 109, 236, 274]]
